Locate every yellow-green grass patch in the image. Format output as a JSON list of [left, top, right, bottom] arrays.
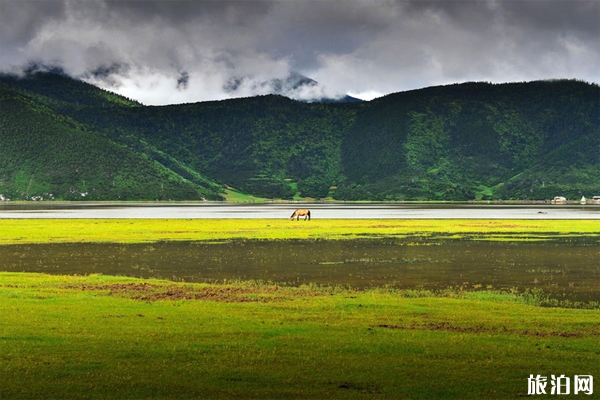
[[0, 219, 598, 245]]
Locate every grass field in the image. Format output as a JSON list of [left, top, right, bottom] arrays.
[[1, 219, 598, 245], [1, 273, 598, 399], [0, 219, 598, 399]]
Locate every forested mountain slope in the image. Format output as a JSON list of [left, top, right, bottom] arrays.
[[0, 79, 224, 200], [1, 72, 598, 201], [341, 80, 600, 200]]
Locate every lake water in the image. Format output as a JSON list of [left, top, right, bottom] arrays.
[[1, 202, 599, 219]]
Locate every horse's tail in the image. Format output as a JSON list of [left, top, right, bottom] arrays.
[[307, 210, 311, 220]]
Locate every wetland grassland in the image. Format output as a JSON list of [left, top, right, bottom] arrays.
[[1, 219, 599, 399], [1, 218, 599, 244]]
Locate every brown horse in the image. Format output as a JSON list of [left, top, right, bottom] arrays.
[[290, 209, 311, 221]]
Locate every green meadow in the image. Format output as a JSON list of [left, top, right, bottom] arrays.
[[1, 219, 599, 399], [1, 218, 598, 244]]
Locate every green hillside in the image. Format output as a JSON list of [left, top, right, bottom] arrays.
[[340, 81, 600, 200], [1, 72, 598, 201], [0, 81, 224, 201]]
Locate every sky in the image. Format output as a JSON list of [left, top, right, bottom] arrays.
[[1, 0, 598, 105]]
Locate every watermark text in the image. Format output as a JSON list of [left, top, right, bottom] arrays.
[[528, 375, 593, 395]]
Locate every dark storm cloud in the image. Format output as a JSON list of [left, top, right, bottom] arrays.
[[1, 0, 597, 104], [0, 1, 63, 59], [504, 0, 599, 34], [103, 0, 274, 25]]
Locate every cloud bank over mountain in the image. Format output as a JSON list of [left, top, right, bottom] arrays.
[[1, 0, 598, 105]]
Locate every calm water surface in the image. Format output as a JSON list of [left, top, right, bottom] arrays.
[[1, 238, 598, 302], [1, 203, 599, 219]]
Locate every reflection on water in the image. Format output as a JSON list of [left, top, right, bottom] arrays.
[[1, 238, 598, 302]]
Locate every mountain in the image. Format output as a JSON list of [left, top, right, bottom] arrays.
[[0, 74, 224, 201], [1, 72, 598, 201], [339, 80, 600, 200]]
